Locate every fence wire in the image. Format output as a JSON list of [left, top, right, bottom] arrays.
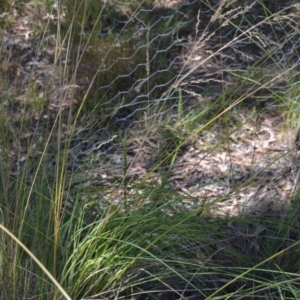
[[62, 0, 299, 162]]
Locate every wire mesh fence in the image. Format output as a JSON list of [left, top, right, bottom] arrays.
[[64, 0, 299, 158], [1, 0, 300, 212]]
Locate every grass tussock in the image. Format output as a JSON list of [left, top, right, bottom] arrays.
[[1, 0, 300, 299]]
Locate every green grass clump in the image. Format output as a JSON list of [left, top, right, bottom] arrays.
[[0, 0, 300, 299], [59, 200, 300, 299]]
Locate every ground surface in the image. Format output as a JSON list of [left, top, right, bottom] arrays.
[[1, 1, 299, 218]]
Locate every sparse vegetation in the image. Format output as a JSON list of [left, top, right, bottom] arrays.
[[1, 0, 300, 299]]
